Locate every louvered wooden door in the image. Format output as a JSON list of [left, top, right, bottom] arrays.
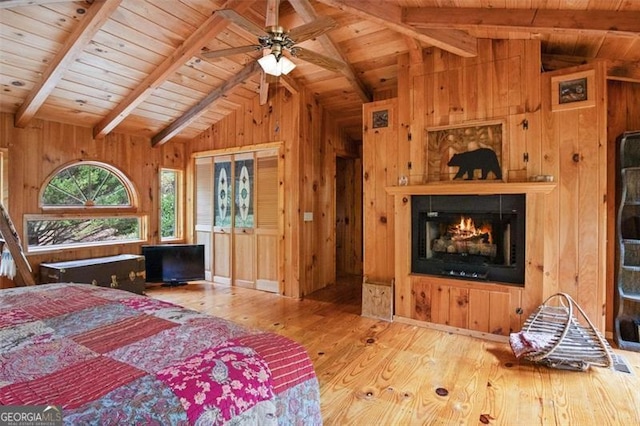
[[195, 147, 281, 292], [254, 151, 279, 292], [195, 157, 215, 282]]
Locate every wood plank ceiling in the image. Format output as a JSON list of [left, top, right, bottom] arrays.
[[1, 0, 639, 144]]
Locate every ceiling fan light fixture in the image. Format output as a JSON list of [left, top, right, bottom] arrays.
[[258, 53, 296, 76]]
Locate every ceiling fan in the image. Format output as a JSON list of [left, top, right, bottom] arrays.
[[201, 3, 345, 76]]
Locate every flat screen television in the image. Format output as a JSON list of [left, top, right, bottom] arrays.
[[141, 244, 205, 286]]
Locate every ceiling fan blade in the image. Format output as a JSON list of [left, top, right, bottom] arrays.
[[216, 9, 268, 38], [289, 47, 345, 73], [287, 16, 337, 44], [201, 45, 262, 59]]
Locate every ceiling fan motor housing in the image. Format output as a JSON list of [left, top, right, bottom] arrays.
[[260, 26, 296, 57]]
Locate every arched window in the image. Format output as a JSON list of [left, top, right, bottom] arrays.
[[26, 162, 145, 251], [40, 162, 133, 208]]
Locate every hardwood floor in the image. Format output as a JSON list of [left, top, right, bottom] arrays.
[[146, 277, 640, 425]]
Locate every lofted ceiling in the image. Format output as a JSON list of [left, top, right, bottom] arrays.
[[0, 0, 639, 145]]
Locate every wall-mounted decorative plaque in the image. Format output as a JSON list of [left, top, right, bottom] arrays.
[[426, 120, 505, 182], [551, 70, 595, 111], [559, 77, 588, 104], [372, 110, 389, 128]]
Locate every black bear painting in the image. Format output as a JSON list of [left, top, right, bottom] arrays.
[[447, 148, 502, 180]]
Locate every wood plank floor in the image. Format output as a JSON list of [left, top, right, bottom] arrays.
[[146, 276, 640, 426]]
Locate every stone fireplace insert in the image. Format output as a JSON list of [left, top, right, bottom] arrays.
[[411, 194, 526, 285]]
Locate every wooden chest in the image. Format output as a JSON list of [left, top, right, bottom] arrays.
[[40, 254, 146, 295]]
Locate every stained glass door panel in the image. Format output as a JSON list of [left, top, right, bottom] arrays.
[[234, 156, 254, 229], [213, 157, 232, 284], [232, 153, 255, 288], [214, 160, 232, 228]]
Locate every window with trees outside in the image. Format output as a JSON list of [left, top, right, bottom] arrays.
[[26, 162, 145, 251], [160, 168, 182, 241]]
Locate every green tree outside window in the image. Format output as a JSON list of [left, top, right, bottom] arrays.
[[27, 162, 143, 250], [160, 169, 181, 240]]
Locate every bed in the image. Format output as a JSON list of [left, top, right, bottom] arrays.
[[0, 283, 322, 425]]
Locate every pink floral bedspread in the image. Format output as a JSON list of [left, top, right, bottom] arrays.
[[0, 283, 321, 425]]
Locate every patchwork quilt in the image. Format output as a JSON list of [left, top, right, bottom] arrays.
[[0, 283, 322, 425]]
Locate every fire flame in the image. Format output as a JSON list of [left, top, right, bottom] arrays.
[[449, 216, 493, 243]]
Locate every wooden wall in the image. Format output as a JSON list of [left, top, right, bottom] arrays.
[[401, 39, 543, 186], [331, 116, 363, 277], [363, 39, 546, 334], [301, 94, 327, 296], [336, 155, 362, 276], [364, 39, 541, 286], [364, 39, 611, 334], [540, 62, 608, 331], [0, 81, 358, 297], [363, 99, 398, 285], [606, 80, 640, 331], [0, 112, 184, 288], [185, 86, 357, 298], [186, 88, 300, 296]]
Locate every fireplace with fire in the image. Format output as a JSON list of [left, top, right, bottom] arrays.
[[411, 194, 525, 285]]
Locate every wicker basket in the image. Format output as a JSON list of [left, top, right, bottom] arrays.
[[517, 293, 614, 371]]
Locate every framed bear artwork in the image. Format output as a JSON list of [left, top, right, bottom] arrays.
[[426, 120, 505, 182]]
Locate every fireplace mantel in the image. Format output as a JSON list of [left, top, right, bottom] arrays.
[[386, 181, 556, 196]]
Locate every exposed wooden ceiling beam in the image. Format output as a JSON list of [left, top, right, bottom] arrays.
[[93, 0, 254, 139], [0, 0, 92, 8], [403, 8, 640, 37], [607, 61, 640, 83], [14, 0, 119, 128], [288, 0, 371, 103], [152, 61, 262, 147], [313, 0, 477, 58], [542, 54, 640, 83], [541, 54, 590, 72], [403, 36, 423, 66]]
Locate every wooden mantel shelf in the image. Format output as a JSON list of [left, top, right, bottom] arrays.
[[385, 181, 556, 196]]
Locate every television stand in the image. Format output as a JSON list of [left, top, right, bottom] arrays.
[[161, 281, 188, 287]]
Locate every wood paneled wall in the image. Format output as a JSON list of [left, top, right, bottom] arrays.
[[540, 62, 608, 331], [365, 39, 542, 286], [185, 86, 357, 298], [402, 39, 542, 186], [300, 95, 328, 296], [187, 89, 301, 296], [331, 111, 362, 278], [363, 99, 398, 285], [336, 156, 362, 276], [1, 83, 358, 297], [365, 39, 611, 334], [0, 113, 184, 288]]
